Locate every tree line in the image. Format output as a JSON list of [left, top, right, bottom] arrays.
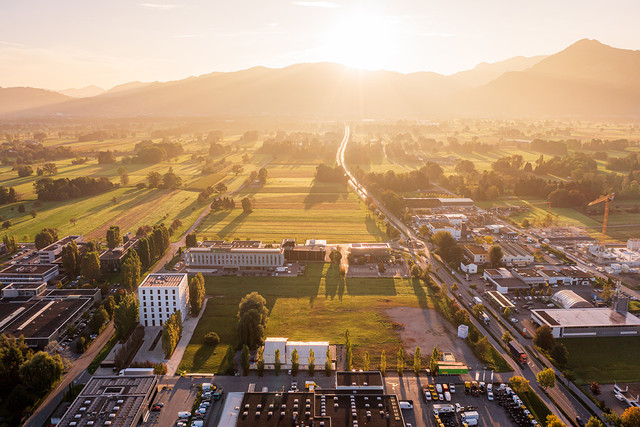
[[162, 311, 183, 357], [33, 176, 115, 201]]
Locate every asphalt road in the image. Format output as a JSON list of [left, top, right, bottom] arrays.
[[24, 322, 115, 427]]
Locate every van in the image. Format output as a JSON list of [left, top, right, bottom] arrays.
[[399, 401, 413, 410]]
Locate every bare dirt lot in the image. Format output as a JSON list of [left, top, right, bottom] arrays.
[[385, 306, 483, 369]]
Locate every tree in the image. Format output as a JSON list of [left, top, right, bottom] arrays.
[[161, 169, 182, 189], [274, 348, 281, 376], [76, 336, 88, 353], [308, 349, 315, 376], [120, 173, 129, 186], [81, 251, 101, 281], [489, 245, 503, 267], [204, 332, 220, 346], [17, 165, 33, 177], [241, 345, 250, 376], [502, 330, 512, 346], [122, 252, 141, 291], [61, 240, 80, 276], [215, 182, 227, 193], [363, 351, 370, 371], [536, 367, 556, 390], [241, 197, 252, 213], [186, 233, 198, 248], [325, 347, 332, 376], [35, 227, 58, 250], [534, 325, 555, 351], [237, 292, 268, 349], [147, 171, 162, 188], [89, 307, 109, 334], [113, 293, 138, 341], [503, 307, 512, 318], [380, 350, 386, 376], [189, 273, 206, 315], [42, 163, 58, 175], [546, 414, 566, 427], [413, 346, 422, 376], [472, 303, 485, 318], [509, 375, 530, 394], [106, 225, 121, 250], [396, 346, 405, 376], [232, 165, 243, 175], [2, 234, 18, 253], [257, 347, 265, 377], [161, 311, 182, 357], [291, 348, 299, 375], [19, 351, 64, 391], [411, 264, 422, 278], [430, 346, 440, 374], [585, 416, 604, 427], [550, 343, 569, 366], [590, 382, 601, 396], [137, 237, 151, 270], [622, 407, 640, 427]]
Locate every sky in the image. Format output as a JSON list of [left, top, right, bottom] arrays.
[[0, 0, 639, 90]]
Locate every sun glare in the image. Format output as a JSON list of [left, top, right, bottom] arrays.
[[324, 12, 396, 70]]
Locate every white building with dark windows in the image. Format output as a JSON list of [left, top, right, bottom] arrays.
[[183, 240, 285, 274], [138, 273, 189, 327]]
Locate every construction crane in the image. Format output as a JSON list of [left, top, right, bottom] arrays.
[[530, 200, 552, 227], [588, 193, 615, 246]]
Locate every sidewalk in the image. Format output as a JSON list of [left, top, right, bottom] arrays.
[[166, 297, 209, 375]]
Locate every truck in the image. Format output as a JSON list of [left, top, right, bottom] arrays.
[[473, 296, 482, 306], [432, 404, 455, 415], [507, 340, 528, 364], [305, 381, 317, 391], [461, 411, 479, 421], [481, 312, 490, 325], [118, 368, 155, 376]]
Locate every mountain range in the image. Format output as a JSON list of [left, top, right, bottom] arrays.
[[1, 39, 638, 118]]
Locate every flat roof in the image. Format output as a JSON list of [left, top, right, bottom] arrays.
[[3, 282, 46, 289], [532, 308, 640, 328], [336, 371, 384, 387], [350, 243, 390, 248], [236, 390, 404, 427], [0, 298, 90, 339], [500, 242, 532, 258], [486, 291, 515, 308], [493, 277, 529, 289], [513, 268, 544, 278], [0, 264, 58, 275], [58, 375, 157, 427], [139, 273, 186, 288], [465, 245, 487, 255], [40, 235, 81, 252]]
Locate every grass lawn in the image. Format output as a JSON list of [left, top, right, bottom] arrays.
[[519, 386, 552, 424], [178, 263, 437, 373], [195, 164, 388, 243], [560, 337, 640, 384]]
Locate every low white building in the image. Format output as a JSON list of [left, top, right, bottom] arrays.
[[38, 235, 83, 264], [500, 242, 534, 266], [263, 337, 329, 369], [427, 221, 461, 240], [138, 273, 190, 327], [460, 262, 478, 274]]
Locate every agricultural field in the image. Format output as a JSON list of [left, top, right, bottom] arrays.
[[179, 263, 435, 374], [195, 163, 388, 243], [559, 337, 640, 384]]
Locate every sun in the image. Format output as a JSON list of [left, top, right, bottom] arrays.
[[324, 12, 396, 70]]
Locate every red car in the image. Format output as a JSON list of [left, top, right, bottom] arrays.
[[151, 405, 162, 411]]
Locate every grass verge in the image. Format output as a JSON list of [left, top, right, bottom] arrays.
[[88, 333, 117, 374]]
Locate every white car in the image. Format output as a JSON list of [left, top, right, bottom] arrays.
[[449, 384, 456, 393]]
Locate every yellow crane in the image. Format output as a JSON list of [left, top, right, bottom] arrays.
[[588, 193, 615, 245]]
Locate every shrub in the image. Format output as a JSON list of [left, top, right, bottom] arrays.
[[204, 332, 220, 346]]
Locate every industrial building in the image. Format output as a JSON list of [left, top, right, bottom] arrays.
[[183, 240, 285, 274], [0, 288, 100, 348], [38, 235, 83, 264], [335, 371, 384, 391], [138, 273, 190, 327], [485, 291, 515, 311], [531, 301, 640, 338], [1, 282, 47, 298], [0, 263, 59, 284], [348, 243, 391, 261], [57, 375, 158, 427], [426, 221, 462, 240], [499, 242, 534, 266], [464, 244, 488, 264], [551, 290, 592, 309], [511, 268, 546, 285], [404, 197, 474, 209], [483, 268, 530, 294], [281, 239, 326, 262], [232, 386, 406, 427], [263, 337, 331, 369]]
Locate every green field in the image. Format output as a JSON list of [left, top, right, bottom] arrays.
[[560, 337, 640, 384], [178, 263, 433, 373], [195, 163, 388, 243]]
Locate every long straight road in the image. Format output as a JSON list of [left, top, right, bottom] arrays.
[[336, 124, 594, 426]]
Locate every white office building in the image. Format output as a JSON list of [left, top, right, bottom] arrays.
[[138, 273, 189, 327], [263, 337, 329, 369], [183, 241, 285, 273]]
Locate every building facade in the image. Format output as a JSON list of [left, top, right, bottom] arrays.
[[138, 273, 189, 327], [183, 241, 285, 273], [0, 264, 59, 284], [38, 235, 83, 264]]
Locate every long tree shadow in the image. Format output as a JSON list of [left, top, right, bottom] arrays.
[[217, 211, 250, 238], [303, 181, 347, 210], [325, 264, 340, 299], [412, 278, 428, 308]]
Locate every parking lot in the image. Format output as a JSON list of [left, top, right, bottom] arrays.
[[385, 374, 516, 426]]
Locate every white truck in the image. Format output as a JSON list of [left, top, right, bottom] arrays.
[[473, 296, 482, 306], [118, 368, 155, 376], [433, 404, 455, 415], [482, 312, 490, 325], [461, 410, 480, 425]]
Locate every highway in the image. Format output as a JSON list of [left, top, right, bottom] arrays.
[[336, 124, 597, 426]]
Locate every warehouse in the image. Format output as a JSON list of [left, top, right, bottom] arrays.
[[348, 243, 391, 260], [499, 242, 534, 266], [183, 240, 285, 274], [551, 290, 592, 309], [531, 306, 640, 338], [57, 375, 158, 427], [263, 337, 331, 369], [404, 197, 474, 209]]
